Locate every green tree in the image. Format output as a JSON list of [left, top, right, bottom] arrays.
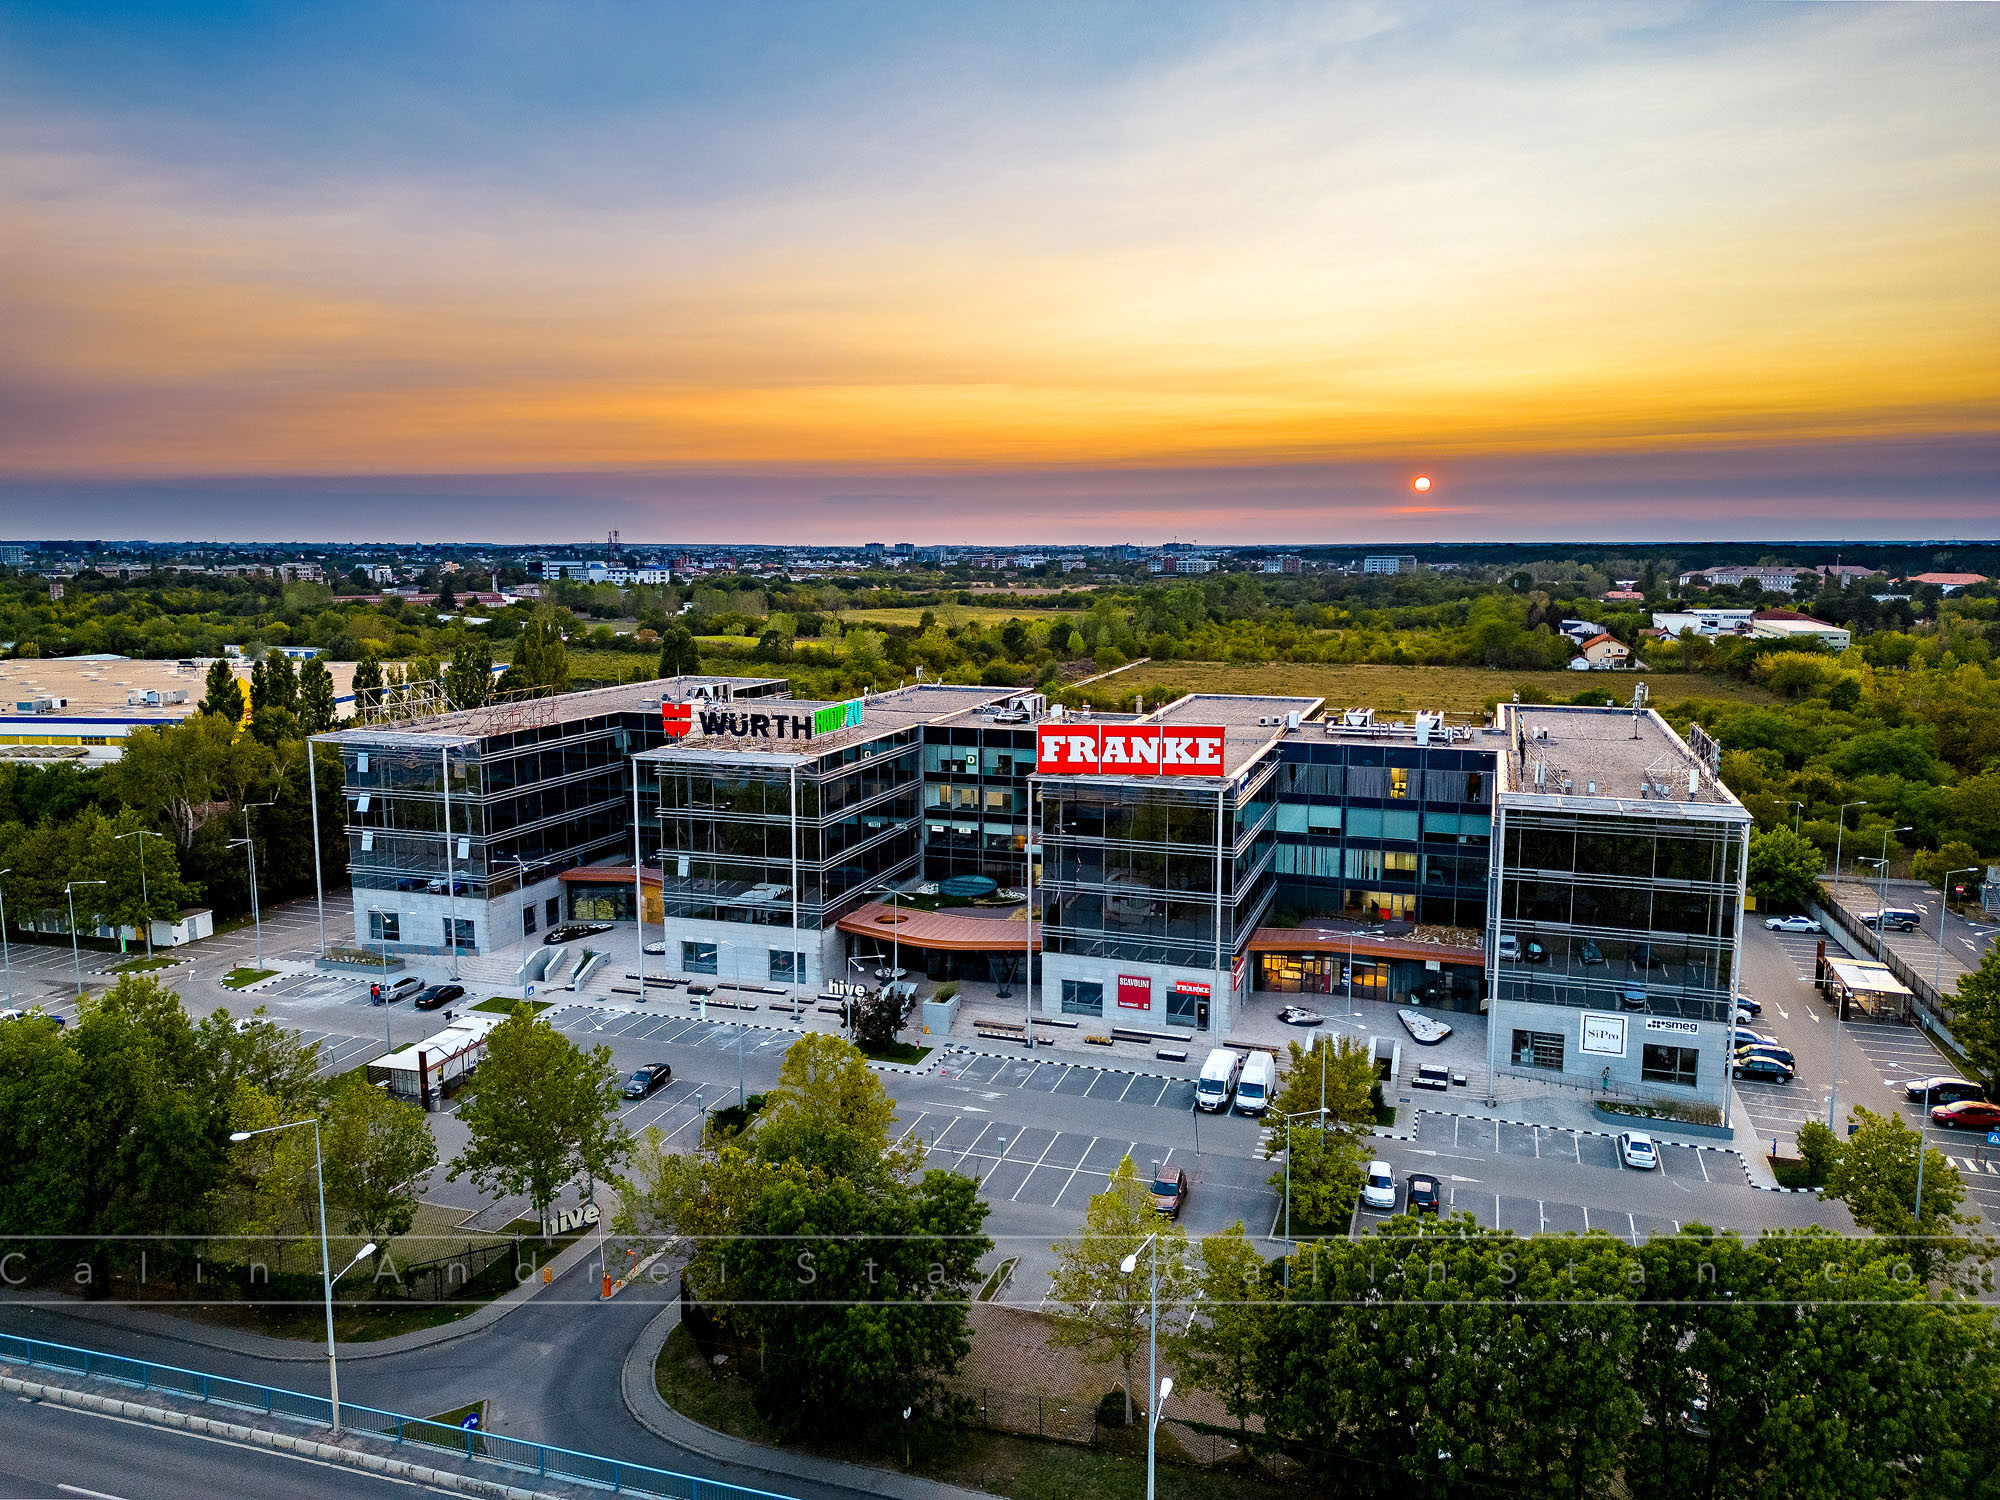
[[1173, 1221, 1268, 1435], [447, 1006, 629, 1238], [657, 622, 700, 677], [435, 575, 456, 611], [1955, 940, 2000, 1087], [297, 656, 338, 733], [1915, 839, 1984, 898], [725, 1167, 990, 1441], [1746, 825, 1823, 907], [1267, 1035, 1376, 1126], [751, 1032, 911, 1179], [511, 614, 570, 694], [319, 1072, 437, 1262], [1820, 1106, 1967, 1279], [1269, 1118, 1364, 1233], [199, 658, 242, 720], [1048, 1155, 1191, 1423], [443, 640, 493, 710], [351, 653, 383, 717]]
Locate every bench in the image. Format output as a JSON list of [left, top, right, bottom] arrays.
[[1155, 1047, 1189, 1063], [976, 1022, 1028, 1041], [1033, 1016, 1080, 1029], [1111, 1027, 1167, 1045]]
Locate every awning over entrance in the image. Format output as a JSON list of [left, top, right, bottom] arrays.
[[836, 900, 1041, 953]]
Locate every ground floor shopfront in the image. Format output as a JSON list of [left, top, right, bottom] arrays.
[[1246, 928, 1487, 1013]]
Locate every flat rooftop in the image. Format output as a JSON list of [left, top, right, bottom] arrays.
[[1146, 692, 1323, 779], [641, 682, 1013, 761], [321, 674, 786, 746], [0, 655, 366, 723], [1497, 703, 1743, 812]]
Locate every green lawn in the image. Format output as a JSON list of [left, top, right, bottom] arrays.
[[113, 955, 180, 973], [221, 966, 277, 989]]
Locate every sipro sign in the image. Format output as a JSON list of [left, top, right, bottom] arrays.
[[1036, 724, 1227, 776]]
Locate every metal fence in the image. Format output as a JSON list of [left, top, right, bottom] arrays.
[[0, 1332, 797, 1500]]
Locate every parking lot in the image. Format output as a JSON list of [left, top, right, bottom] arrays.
[[1352, 1111, 1755, 1243], [936, 1048, 1200, 1113]]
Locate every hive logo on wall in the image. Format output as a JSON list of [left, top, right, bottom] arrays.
[[661, 698, 864, 741], [1036, 723, 1227, 776]]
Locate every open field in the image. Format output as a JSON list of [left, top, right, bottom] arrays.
[[844, 604, 1077, 627], [1095, 661, 1779, 714]]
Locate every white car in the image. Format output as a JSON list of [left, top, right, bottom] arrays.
[[1618, 1132, 1659, 1170], [1763, 915, 1821, 933], [1361, 1160, 1398, 1211]]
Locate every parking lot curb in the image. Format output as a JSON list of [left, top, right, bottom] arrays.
[[0, 1373, 562, 1500], [938, 1042, 1195, 1082]]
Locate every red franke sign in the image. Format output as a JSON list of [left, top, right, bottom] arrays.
[[1035, 723, 1228, 776]]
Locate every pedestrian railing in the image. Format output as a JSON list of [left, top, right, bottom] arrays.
[[0, 1332, 796, 1500]]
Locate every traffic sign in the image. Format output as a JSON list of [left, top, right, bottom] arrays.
[[461, 1413, 480, 1430], [1986, 1130, 2000, 1148]]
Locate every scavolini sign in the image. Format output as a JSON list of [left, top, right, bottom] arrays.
[[1036, 723, 1228, 776]]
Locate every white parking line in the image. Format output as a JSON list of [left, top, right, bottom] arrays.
[[1010, 1134, 1063, 1201], [1117, 1074, 1138, 1104]]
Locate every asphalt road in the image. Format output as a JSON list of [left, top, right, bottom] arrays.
[[0, 1388, 439, 1499]]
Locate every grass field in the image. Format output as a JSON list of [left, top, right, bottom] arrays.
[[1097, 661, 1777, 714], [844, 604, 1075, 627]]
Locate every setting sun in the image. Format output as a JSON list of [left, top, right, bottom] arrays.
[[1412, 476, 1433, 493]]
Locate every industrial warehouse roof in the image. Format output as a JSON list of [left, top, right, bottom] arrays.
[[320, 674, 786, 746]]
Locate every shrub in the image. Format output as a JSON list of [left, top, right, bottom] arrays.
[[934, 981, 959, 1002], [1095, 1389, 1129, 1429], [1796, 1119, 1839, 1187]]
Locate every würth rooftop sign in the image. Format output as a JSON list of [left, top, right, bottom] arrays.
[[662, 698, 864, 741]]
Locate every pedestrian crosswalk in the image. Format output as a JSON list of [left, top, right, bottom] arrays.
[[1947, 1156, 2000, 1175]]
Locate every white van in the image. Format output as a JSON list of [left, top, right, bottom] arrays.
[[1195, 1047, 1241, 1112], [1233, 1051, 1276, 1116]]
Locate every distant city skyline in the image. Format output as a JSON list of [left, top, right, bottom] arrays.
[[3, 2, 1996, 541]]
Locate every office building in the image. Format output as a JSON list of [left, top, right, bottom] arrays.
[[316, 682, 1749, 1111]]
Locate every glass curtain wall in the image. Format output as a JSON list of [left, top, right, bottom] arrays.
[[654, 730, 925, 930], [1494, 809, 1745, 1021], [1271, 741, 1491, 928], [921, 725, 1035, 886]]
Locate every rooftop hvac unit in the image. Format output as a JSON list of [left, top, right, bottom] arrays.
[[1414, 710, 1442, 745], [1586, 781, 1596, 796], [1688, 768, 1700, 796], [1343, 708, 1374, 727], [1258, 716, 1272, 726], [1285, 711, 1302, 729]]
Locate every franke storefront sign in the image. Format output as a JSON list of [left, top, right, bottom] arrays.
[[1036, 723, 1227, 776], [662, 698, 864, 741]]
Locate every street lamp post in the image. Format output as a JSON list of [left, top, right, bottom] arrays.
[[1871, 828, 1912, 960], [0, 868, 13, 1006], [1119, 1231, 1172, 1500], [65, 879, 106, 1000], [114, 828, 165, 959], [228, 796, 280, 972], [1786, 799, 1805, 837], [1933, 866, 1981, 1000], [231, 1117, 376, 1437], [1830, 800, 1868, 890]]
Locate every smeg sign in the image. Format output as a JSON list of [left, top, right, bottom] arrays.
[[1035, 723, 1228, 776]]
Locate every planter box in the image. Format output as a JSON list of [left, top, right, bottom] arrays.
[[1592, 1103, 1734, 1140]]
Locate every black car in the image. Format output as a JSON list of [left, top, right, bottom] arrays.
[[1522, 940, 1548, 964], [546, 922, 614, 946], [1406, 1174, 1441, 1215], [1904, 1076, 1985, 1106], [413, 983, 466, 1011], [623, 1063, 672, 1099]]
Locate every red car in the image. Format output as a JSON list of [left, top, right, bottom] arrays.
[[1930, 1099, 2000, 1131]]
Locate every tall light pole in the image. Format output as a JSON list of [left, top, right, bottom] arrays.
[[0, 868, 13, 1005], [1871, 828, 1911, 960], [65, 879, 106, 1000], [1829, 800, 1868, 891], [229, 796, 280, 972], [1119, 1230, 1171, 1500], [1785, 799, 1805, 838], [1933, 866, 1980, 1000], [229, 1118, 374, 1437], [114, 829, 165, 959]]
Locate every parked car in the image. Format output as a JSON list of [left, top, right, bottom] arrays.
[[1733, 1055, 1795, 1084], [0, 1007, 63, 1028], [1904, 1076, 1985, 1105], [622, 1062, 672, 1099], [1195, 1047, 1241, 1112], [1733, 995, 1762, 1017], [1862, 908, 1919, 933], [1930, 1099, 2000, 1131], [1577, 940, 1605, 966], [1734, 1043, 1797, 1071], [1522, 939, 1548, 964], [371, 975, 424, 1004], [1764, 915, 1822, 933], [1731, 1026, 1779, 1049], [1618, 1132, 1659, 1170], [545, 922, 613, 946], [414, 983, 466, 1011], [1406, 1174, 1441, 1214], [1233, 1052, 1276, 1116], [1496, 934, 1522, 962], [1361, 1161, 1398, 1212], [1150, 1165, 1189, 1220]]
